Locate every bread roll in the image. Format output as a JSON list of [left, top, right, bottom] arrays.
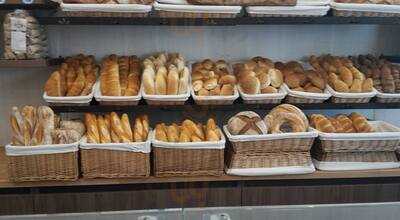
[[167, 67, 179, 95], [349, 112, 373, 133], [285, 73, 301, 89], [240, 75, 260, 94], [269, 69, 283, 88], [349, 78, 362, 93], [333, 79, 349, 92], [210, 85, 221, 96], [219, 75, 237, 85], [261, 86, 278, 94], [339, 66, 353, 87], [362, 78, 373, 92], [67, 67, 86, 96], [220, 84, 234, 96], [143, 67, 155, 95], [198, 88, 209, 96], [310, 114, 335, 133]]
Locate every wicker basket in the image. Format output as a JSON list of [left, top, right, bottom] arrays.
[[152, 129, 225, 177], [94, 82, 142, 106], [142, 77, 190, 105], [191, 85, 239, 105], [6, 143, 79, 182], [43, 87, 94, 106], [60, 3, 152, 18], [376, 91, 400, 103], [326, 85, 377, 103], [282, 84, 331, 104], [312, 121, 400, 153], [223, 126, 318, 155], [246, 5, 330, 17], [187, 0, 296, 6], [238, 86, 286, 104], [331, 2, 400, 17], [154, 2, 242, 18], [312, 147, 399, 163], [79, 137, 151, 179]]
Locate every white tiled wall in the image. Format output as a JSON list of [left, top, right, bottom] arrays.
[[1, 25, 400, 144]]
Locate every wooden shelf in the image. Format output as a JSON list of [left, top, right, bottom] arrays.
[[0, 58, 63, 68], [2, 147, 400, 189]]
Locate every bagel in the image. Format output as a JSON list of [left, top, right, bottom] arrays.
[[268, 112, 307, 134], [267, 104, 309, 130]]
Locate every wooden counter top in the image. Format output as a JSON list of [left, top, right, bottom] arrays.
[[2, 147, 400, 189]]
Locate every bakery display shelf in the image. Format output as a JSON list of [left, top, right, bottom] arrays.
[[35, 15, 400, 26], [0, 58, 63, 68], [50, 99, 400, 113]]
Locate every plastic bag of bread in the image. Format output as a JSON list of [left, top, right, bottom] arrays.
[[233, 57, 286, 104], [142, 53, 190, 105], [3, 10, 48, 60], [43, 54, 97, 105], [191, 59, 239, 105], [94, 55, 142, 105]]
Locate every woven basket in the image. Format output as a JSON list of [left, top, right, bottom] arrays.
[[224, 126, 317, 155], [94, 83, 142, 106], [312, 121, 400, 153], [376, 92, 400, 103], [156, 11, 238, 18], [80, 149, 149, 179], [7, 152, 78, 182], [332, 9, 400, 17], [326, 85, 377, 103], [238, 86, 286, 104], [312, 147, 399, 163], [226, 149, 312, 169], [282, 84, 331, 104], [187, 0, 296, 6], [62, 11, 149, 17], [152, 128, 225, 177], [191, 85, 239, 105]]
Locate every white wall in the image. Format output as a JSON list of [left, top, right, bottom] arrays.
[[1, 24, 400, 144]]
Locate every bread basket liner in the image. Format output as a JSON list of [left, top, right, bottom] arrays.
[[238, 86, 287, 101], [223, 125, 318, 142], [225, 163, 315, 176], [157, 0, 190, 4], [94, 81, 142, 102], [331, 2, 400, 13], [79, 131, 152, 153], [282, 83, 331, 100], [313, 159, 400, 171], [6, 141, 79, 156], [152, 128, 226, 149], [191, 84, 239, 101], [154, 2, 242, 13], [311, 121, 400, 141], [61, 3, 152, 13], [297, 0, 330, 6], [246, 5, 330, 16], [43, 81, 96, 104], [326, 85, 377, 99]]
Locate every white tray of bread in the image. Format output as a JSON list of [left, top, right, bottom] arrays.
[[43, 55, 97, 106], [190, 59, 239, 105], [233, 57, 287, 104], [308, 55, 377, 103], [277, 60, 331, 103], [141, 53, 190, 105], [95, 55, 142, 106]]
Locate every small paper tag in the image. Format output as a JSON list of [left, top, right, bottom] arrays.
[[11, 31, 27, 52], [10, 17, 27, 32]]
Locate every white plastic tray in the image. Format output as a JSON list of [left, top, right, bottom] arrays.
[[153, 2, 242, 14], [79, 131, 152, 153], [6, 142, 79, 156], [311, 121, 400, 141], [326, 84, 377, 99], [331, 2, 400, 14], [223, 126, 318, 142], [43, 81, 96, 105], [313, 159, 400, 171], [94, 81, 142, 104], [246, 5, 330, 16], [61, 3, 152, 13], [152, 128, 226, 149], [226, 163, 316, 176], [282, 83, 331, 100]]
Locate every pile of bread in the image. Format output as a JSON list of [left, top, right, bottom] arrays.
[[309, 55, 373, 93], [100, 55, 141, 96], [10, 106, 85, 146], [85, 112, 149, 143], [45, 54, 97, 97], [310, 112, 374, 133], [142, 53, 189, 96], [233, 57, 283, 94], [227, 104, 308, 135], [275, 61, 326, 93], [349, 54, 400, 94], [155, 118, 220, 142], [192, 59, 236, 96]]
